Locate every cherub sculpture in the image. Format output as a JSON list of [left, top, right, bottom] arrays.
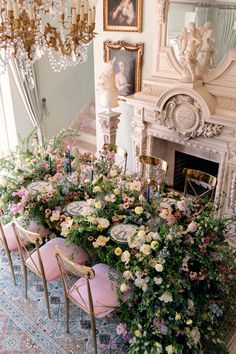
[[178, 22, 202, 81], [177, 21, 215, 82], [97, 58, 118, 113], [197, 21, 215, 74]]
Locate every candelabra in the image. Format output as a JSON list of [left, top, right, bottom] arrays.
[[0, 0, 96, 85]]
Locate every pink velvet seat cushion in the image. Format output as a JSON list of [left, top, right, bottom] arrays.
[[69, 263, 119, 318], [26, 238, 89, 281], [1, 218, 50, 252]]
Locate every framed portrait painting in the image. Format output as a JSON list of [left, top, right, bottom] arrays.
[[103, 0, 143, 32], [104, 41, 144, 97]]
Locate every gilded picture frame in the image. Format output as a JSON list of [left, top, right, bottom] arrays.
[[103, 0, 143, 32], [104, 40, 144, 97]]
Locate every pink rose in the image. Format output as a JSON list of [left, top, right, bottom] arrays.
[[116, 323, 127, 336], [177, 200, 186, 211], [187, 221, 198, 233]]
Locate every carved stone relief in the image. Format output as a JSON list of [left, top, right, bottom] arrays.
[[154, 95, 223, 140], [98, 113, 120, 145]]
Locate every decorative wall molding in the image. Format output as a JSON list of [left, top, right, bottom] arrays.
[[228, 170, 236, 213], [98, 111, 121, 145], [157, 0, 167, 25], [143, 84, 169, 96]]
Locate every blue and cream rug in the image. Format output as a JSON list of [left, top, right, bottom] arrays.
[[0, 250, 126, 354]]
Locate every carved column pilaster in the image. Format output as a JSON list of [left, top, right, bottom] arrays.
[[146, 133, 154, 156], [130, 107, 147, 173], [215, 152, 227, 211], [229, 171, 236, 213], [98, 111, 121, 145]]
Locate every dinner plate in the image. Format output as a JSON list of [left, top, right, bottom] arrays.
[[65, 201, 88, 216], [110, 224, 137, 243], [27, 181, 51, 193], [160, 197, 177, 208]]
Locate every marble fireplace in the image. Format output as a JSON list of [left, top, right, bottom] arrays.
[[124, 0, 236, 216]]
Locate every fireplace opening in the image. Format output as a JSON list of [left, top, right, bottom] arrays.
[[173, 151, 219, 193]]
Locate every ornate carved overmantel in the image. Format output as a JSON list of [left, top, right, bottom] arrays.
[[124, 0, 236, 215]]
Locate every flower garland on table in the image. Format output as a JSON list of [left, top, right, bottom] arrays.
[[0, 130, 235, 354], [42, 175, 235, 354], [0, 128, 81, 217]]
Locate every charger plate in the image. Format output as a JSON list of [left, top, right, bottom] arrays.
[[28, 181, 52, 193], [110, 224, 137, 243], [65, 201, 88, 216]]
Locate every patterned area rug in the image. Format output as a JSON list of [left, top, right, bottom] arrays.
[[0, 250, 126, 354], [1, 249, 236, 354]]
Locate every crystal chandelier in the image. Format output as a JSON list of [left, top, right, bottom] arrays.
[[0, 0, 96, 83]]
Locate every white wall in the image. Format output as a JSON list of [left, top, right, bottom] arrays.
[[93, 0, 157, 172], [37, 44, 95, 138]]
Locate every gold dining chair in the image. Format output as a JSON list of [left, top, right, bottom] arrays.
[[13, 218, 88, 318], [0, 223, 16, 285], [103, 143, 128, 175], [182, 168, 217, 200], [139, 154, 168, 184], [55, 246, 119, 354]]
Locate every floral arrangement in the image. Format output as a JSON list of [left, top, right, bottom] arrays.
[[0, 130, 235, 354], [39, 174, 236, 354]]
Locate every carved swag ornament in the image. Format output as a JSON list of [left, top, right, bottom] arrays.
[[154, 95, 223, 140]]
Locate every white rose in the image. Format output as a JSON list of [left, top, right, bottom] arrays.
[[137, 230, 146, 239], [155, 263, 164, 272], [159, 292, 173, 303], [139, 195, 145, 202], [140, 244, 152, 255], [120, 283, 129, 292], [93, 186, 102, 193], [123, 270, 133, 280], [97, 218, 110, 229], [121, 250, 130, 264], [154, 277, 163, 285]]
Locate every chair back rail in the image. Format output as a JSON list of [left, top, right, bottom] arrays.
[[0, 223, 16, 284], [139, 154, 168, 183], [103, 143, 128, 175], [182, 168, 217, 199], [55, 245, 98, 353], [12, 218, 45, 278], [12, 218, 52, 318]]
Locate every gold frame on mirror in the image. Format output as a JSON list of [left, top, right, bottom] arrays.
[[104, 40, 144, 97], [103, 0, 143, 32]]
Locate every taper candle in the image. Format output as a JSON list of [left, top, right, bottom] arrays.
[[147, 179, 151, 203], [67, 145, 72, 174], [119, 178, 123, 203]]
